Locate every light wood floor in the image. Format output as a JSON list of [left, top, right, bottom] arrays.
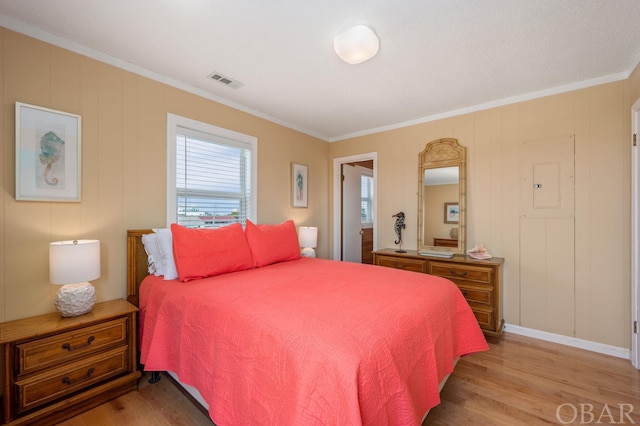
[[58, 333, 640, 425]]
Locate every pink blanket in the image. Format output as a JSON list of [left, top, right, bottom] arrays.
[[139, 258, 488, 425]]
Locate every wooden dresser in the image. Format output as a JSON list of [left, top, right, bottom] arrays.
[[373, 248, 504, 338], [0, 299, 141, 425]]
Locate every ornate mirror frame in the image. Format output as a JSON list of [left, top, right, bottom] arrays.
[[417, 138, 467, 254]]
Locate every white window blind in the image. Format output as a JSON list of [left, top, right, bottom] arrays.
[[167, 114, 257, 228]]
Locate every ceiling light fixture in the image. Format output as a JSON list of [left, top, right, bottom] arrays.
[[333, 24, 379, 65]]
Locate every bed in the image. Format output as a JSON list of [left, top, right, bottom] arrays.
[[126, 222, 488, 425]]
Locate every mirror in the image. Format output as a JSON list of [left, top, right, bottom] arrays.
[[417, 138, 466, 254]]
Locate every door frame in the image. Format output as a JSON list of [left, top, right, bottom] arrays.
[[332, 152, 378, 260], [632, 97, 640, 369]]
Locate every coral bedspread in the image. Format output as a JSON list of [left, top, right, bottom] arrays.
[[139, 257, 488, 425]]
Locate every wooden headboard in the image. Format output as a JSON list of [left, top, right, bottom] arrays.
[[127, 229, 154, 307]]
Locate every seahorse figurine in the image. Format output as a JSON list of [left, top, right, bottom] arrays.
[[392, 211, 406, 245], [39, 131, 65, 186]]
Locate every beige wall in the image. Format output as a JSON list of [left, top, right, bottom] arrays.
[[330, 78, 635, 349], [2, 25, 640, 351], [0, 28, 329, 322], [631, 60, 640, 102]]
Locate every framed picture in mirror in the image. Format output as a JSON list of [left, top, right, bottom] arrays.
[[444, 202, 459, 224]]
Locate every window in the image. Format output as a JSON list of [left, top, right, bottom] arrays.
[[167, 114, 257, 228], [361, 173, 374, 225]]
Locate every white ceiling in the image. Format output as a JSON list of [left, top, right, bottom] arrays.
[[1, 0, 640, 142]]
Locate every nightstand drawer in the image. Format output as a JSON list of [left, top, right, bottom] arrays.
[[16, 317, 128, 375], [15, 346, 129, 414], [375, 255, 427, 273], [430, 262, 492, 284]]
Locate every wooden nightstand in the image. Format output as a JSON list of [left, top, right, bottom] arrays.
[[0, 299, 141, 425]]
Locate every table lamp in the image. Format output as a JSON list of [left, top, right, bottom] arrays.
[[298, 226, 318, 258], [49, 239, 100, 317]]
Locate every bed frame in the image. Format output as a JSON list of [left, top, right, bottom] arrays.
[[126, 229, 212, 414], [126, 228, 455, 422], [126, 229, 154, 307]]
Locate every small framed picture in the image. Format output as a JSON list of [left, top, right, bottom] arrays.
[[292, 163, 308, 208], [15, 102, 81, 202], [444, 202, 459, 224]]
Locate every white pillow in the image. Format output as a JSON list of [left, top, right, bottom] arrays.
[[141, 233, 164, 276], [153, 228, 178, 280]]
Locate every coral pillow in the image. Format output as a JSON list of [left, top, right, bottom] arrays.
[[170, 223, 254, 282], [245, 219, 301, 267]]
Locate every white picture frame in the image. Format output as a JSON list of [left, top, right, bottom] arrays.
[[15, 102, 81, 202], [292, 163, 308, 208]]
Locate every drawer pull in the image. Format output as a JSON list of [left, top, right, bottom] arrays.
[[392, 262, 407, 269], [61, 367, 95, 386], [61, 335, 95, 351], [450, 269, 467, 277]]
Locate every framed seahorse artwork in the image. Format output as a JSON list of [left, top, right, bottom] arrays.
[[15, 102, 81, 202], [291, 162, 308, 208]]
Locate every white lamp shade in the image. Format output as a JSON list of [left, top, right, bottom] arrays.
[[50, 240, 101, 285], [298, 227, 318, 248], [333, 25, 379, 65]]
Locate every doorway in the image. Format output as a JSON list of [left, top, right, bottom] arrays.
[[342, 162, 374, 263], [332, 153, 378, 262]]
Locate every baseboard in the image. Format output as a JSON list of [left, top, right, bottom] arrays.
[[504, 323, 630, 360]]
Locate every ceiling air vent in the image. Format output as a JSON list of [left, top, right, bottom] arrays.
[[207, 72, 244, 89]]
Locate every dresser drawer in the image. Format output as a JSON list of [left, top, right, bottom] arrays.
[[430, 262, 492, 284], [458, 283, 493, 306], [16, 317, 129, 376], [376, 255, 427, 273], [15, 346, 129, 414], [372, 250, 504, 339], [471, 306, 495, 331]]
